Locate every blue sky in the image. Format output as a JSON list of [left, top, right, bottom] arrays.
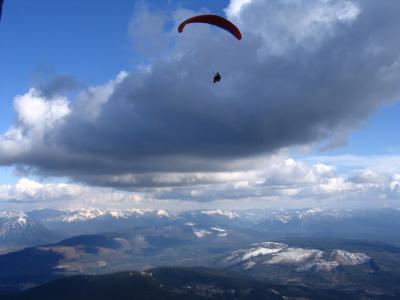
[[0, 0, 229, 129], [330, 102, 400, 156], [1, 0, 400, 210]]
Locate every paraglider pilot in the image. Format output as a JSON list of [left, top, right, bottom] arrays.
[[213, 72, 221, 83], [178, 15, 241, 83]]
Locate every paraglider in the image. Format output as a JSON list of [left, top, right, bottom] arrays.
[[178, 14, 242, 83]]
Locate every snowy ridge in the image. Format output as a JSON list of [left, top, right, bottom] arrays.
[[331, 250, 370, 265], [0, 212, 28, 226], [267, 248, 323, 265], [4, 207, 398, 234], [37, 208, 170, 223], [224, 242, 371, 272], [226, 242, 287, 264], [61, 209, 107, 222], [22, 207, 398, 226]]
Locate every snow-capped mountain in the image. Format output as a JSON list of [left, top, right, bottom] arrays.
[[0, 212, 29, 238], [24, 207, 400, 227], [223, 241, 374, 273], [28, 208, 171, 223], [176, 210, 246, 229], [25, 208, 174, 237], [200, 210, 240, 219], [27, 208, 244, 235], [0, 212, 60, 247]]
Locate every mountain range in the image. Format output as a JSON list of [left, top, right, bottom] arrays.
[[0, 224, 399, 296], [1, 208, 400, 298], [1, 208, 400, 251]]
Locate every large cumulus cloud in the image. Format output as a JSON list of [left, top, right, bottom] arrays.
[[1, 0, 400, 189]]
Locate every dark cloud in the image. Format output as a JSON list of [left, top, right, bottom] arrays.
[[1, 0, 400, 189]]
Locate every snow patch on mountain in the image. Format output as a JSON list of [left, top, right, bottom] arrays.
[[244, 261, 257, 270], [274, 214, 292, 224], [156, 210, 170, 218], [200, 210, 239, 219], [193, 229, 212, 238], [211, 226, 226, 233], [227, 242, 287, 264], [267, 248, 323, 265], [211, 226, 228, 237], [108, 209, 150, 219], [332, 250, 370, 265], [298, 208, 324, 219], [61, 209, 107, 222], [192, 226, 229, 238]]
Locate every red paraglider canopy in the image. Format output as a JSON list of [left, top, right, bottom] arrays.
[[178, 14, 242, 40]]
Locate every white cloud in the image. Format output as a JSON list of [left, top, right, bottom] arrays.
[[313, 163, 335, 176], [305, 155, 400, 174], [145, 153, 400, 206], [225, 0, 252, 18], [0, 89, 70, 164], [14, 89, 70, 131], [1, 152, 399, 210], [317, 177, 352, 194], [227, 0, 360, 54], [74, 71, 128, 122], [350, 169, 390, 185], [0, 178, 145, 210], [390, 174, 400, 191]]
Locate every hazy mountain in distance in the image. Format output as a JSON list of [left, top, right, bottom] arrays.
[[1, 208, 399, 252]]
